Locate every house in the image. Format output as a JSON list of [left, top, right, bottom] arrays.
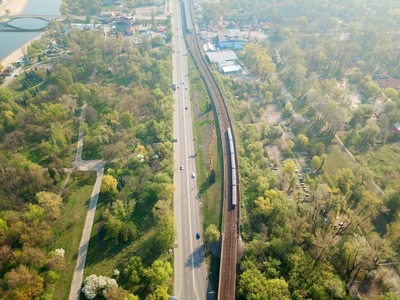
[[377, 78, 400, 89], [392, 123, 400, 134], [217, 29, 244, 50]]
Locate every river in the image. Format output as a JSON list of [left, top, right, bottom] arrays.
[[0, 0, 62, 62]]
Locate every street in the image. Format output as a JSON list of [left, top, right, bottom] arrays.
[[172, 0, 208, 299]]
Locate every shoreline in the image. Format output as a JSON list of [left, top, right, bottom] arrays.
[[0, 0, 30, 16], [0, 0, 32, 67], [1, 32, 44, 67]]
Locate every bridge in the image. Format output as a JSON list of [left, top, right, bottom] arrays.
[[0, 15, 68, 32]]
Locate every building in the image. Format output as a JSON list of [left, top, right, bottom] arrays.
[[217, 61, 241, 74], [377, 78, 400, 89], [203, 42, 216, 52], [99, 11, 114, 17], [206, 50, 238, 63], [392, 123, 400, 134], [206, 50, 241, 74], [217, 29, 244, 50]]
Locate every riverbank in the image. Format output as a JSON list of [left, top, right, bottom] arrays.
[[0, 0, 30, 16], [1, 32, 45, 67]]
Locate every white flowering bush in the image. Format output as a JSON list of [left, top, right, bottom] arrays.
[[82, 274, 118, 299], [54, 248, 65, 258], [136, 154, 144, 163], [113, 269, 120, 276]]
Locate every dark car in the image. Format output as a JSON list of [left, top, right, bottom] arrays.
[[196, 232, 200, 239]]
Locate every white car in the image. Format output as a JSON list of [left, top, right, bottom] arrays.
[[191, 173, 195, 178], [185, 87, 188, 90], [182, 81, 185, 84], [177, 49, 180, 53], [180, 165, 183, 170]]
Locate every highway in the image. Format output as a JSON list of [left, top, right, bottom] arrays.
[[172, 0, 208, 299]]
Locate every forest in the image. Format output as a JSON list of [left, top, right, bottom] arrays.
[[200, 0, 400, 299], [0, 24, 175, 299]]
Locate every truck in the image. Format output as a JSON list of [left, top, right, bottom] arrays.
[[172, 84, 176, 91]]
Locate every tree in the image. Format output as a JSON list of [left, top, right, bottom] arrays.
[[85, 106, 98, 124], [297, 134, 309, 148], [313, 142, 325, 157], [311, 156, 322, 170], [104, 286, 130, 300], [82, 275, 118, 299], [36, 191, 63, 219], [283, 160, 296, 176], [144, 259, 173, 287], [205, 224, 220, 242], [384, 88, 398, 101], [379, 292, 400, 300], [103, 209, 123, 243], [124, 256, 143, 284], [335, 168, 354, 195], [150, 35, 165, 47], [238, 265, 290, 300], [5, 265, 44, 299], [283, 102, 292, 115], [145, 285, 169, 300], [101, 174, 118, 195], [155, 215, 176, 249]]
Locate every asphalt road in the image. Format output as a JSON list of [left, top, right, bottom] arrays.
[[172, 0, 208, 299]]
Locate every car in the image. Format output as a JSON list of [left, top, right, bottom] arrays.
[[181, 36, 184, 38], [196, 232, 200, 239], [191, 173, 195, 178], [338, 221, 344, 226], [305, 193, 310, 197], [299, 196, 303, 200], [177, 49, 180, 53], [180, 165, 183, 170], [185, 86, 188, 90], [182, 81, 185, 84], [185, 107, 188, 110]]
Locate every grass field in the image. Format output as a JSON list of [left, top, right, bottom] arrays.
[[188, 56, 223, 232], [52, 171, 96, 300]]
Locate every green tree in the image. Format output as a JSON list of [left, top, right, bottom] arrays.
[[384, 88, 398, 101], [205, 224, 220, 242], [297, 134, 309, 148], [238, 265, 290, 300], [36, 191, 63, 219], [335, 168, 354, 195], [145, 285, 169, 300], [144, 259, 173, 287], [282, 160, 296, 176]]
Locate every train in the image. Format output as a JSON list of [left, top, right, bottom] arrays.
[[227, 128, 237, 207]]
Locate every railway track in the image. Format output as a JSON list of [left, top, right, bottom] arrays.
[[185, 33, 238, 300]]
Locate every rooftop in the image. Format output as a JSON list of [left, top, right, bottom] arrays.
[[377, 78, 400, 89], [206, 50, 238, 63]]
